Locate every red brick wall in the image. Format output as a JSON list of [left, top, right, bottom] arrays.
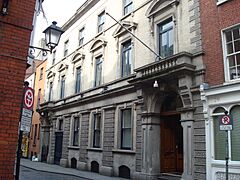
[[0, 0, 35, 179], [200, 0, 240, 86]]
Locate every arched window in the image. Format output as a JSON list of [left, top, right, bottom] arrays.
[[230, 106, 240, 161], [91, 161, 99, 173], [119, 165, 130, 179], [71, 157, 77, 168], [213, 107, 226, 160]]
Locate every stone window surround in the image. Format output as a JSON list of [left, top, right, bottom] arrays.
[[146, 0, 178, 57], [113, 22, 136, 79], [114, 103, 136, 151], [69, 113, 81, 147], [88, 109, 104, 149], [56, 117, 64, 132], [89, 38, 107, 87]]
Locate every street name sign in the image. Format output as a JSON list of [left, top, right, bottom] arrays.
[[20, 87, 34, 132]]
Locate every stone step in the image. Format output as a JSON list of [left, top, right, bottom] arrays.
[[158, 173, 182, 180]]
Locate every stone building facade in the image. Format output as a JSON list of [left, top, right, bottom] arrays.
[[39, 0, 206, 179], [199, 0, 240, 179]]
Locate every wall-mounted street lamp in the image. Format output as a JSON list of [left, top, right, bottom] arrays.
[[29, 21, 64, 56], [1, 0, 9, 15]]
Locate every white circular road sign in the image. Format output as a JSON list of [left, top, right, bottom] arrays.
[[221, 115, 230, 125], [24, 88, 34, 109]]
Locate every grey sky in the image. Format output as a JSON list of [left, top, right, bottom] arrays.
[[33, 0, 85, 45]]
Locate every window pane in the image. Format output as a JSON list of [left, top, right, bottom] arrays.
[[230, 106, 240, 161], [237, 53, 240, 65], [93, 114, 101, 148], [75, 68, 81, 93], [95, 58, 102, 86], [234, 40, 240, 52], [94, 131, 100, 147], [123, 110, 131, 128], [230, 67, 238, 79], [228, 55, 235, 67], [60, 76, 65, 99], [214, 116, 226, 160], [169, 29, 174, 56], [233, 28, 240, 40], [121, 109, 132, 149], [225, 31, 232, 43], [227, 43, 233, 54], [122, 129, 131, 148], [122, 41, 132, 77], [159, 19, 174, 58]]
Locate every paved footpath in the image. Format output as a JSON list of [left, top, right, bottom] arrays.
[[20, 159, 125, 180]]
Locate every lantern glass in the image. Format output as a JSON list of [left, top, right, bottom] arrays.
[[43, 21, 64, 51]]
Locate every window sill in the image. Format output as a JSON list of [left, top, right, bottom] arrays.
[[212, 160, 240, 168], [68, 146, 79, 150], [87, 147, 103, 152], [223, 78, 240, 86], [112, 149, 135, 154], [216, 0, 229, 6]]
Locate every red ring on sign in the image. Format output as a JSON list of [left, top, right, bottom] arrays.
[[221, 115, 230, 125], [24, 88, 34, 109]]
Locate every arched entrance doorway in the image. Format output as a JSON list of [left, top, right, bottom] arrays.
[[160, 92, 183, 174]]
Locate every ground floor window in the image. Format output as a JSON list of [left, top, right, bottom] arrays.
[[213, 106, 240, 161]]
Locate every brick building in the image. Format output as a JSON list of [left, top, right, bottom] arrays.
[[28, 59, 47, 159], [200, 0, 240, 179], [0, 0, 36, 179]]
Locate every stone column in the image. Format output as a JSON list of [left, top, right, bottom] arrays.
[[78, 111, 90, 170], [60, 114, 71, 167], [47, 117, 56, 164], [39, 125, 50, 162], [141, 112, 161, 180], [180, 110, 194, 180]]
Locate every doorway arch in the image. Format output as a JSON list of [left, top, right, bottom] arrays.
[[160, 92, 183, 174]]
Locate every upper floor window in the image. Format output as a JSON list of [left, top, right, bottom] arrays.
[[64, 40, 69, 57], [33, 124, 38, 145], [94, 56, 102, 87], [37, 89, 41, 107], [121, 40, 132, 77], [98, 11, 105, 33], [39, 67, 43, 80], [58, 119, 63, 131], [123, 0, 133, 15], [75, 67, 81, 93], [52, 50, 56, 65], [73, 117, 79, 146], [93, 113, 101, 148], [48, 82, 53, 101], [158, 18, 174, 58], [79, 27, 85, 46], [223, 26, 240, 80], [121, 109, 132, 149], [60, 75, 65, 99]]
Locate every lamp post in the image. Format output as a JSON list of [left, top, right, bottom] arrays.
[[29, 21, 64, 56], [15, 21, 64, 180]]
